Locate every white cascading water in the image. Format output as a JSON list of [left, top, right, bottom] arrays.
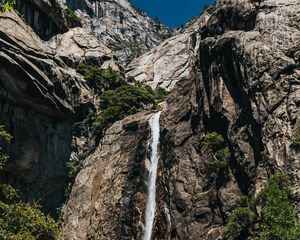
[[143, 111, 161, 240]]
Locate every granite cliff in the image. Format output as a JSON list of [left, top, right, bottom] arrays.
[[61, 0, 171, 64], [0, 0, 300, 239]]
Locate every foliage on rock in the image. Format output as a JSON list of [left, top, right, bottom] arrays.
[[76, 63, 126, 94], [154, 86, 169, 102], [225, 173, 300, 240], [76, 64, 168, 136], [257, 173, 300, 240], [203, 132, 230, 173], [291, 132, 300, 149], [92, 84, 156, 134], [0, 200, 61, 240], [0, 0, 15, 14], [64, 8, 82, 27], [0, 125, 12, 170], [225, 207, 255, 240]]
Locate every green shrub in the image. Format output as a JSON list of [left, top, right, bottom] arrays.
[[64, 8, 82, 26], [203, 131, 225, 151], [0, 184, 19, 204], [99, 84, 155, 109], [0, 125, 12, 170], [225, 207, 255, 239], [155, 86, 169, 102], [203, 132, 230, 173], [66, 161, 81, 179], [126, 75, 136, 83], [291, 132, 300, 149], [226, 173, 300, 240], [76, 64, 126, 93], [77, 64, 168, 135], [0, 200, 61, 239], [92, 106, 123, 133], [210, 147, 230, 172], [257, 173, 300, 240], [235, 196, 252, 208], [0, 0, 15, 14], [92, 85, 156, 134]]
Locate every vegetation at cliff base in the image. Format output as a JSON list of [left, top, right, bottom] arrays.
[[257, 173, 300, 240], [0, 125, 61, 240], [0, 0, 15, 14], [225, 173, 300, 240]]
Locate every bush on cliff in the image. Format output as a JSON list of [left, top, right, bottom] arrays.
[[92, 84, 156, 134], [0, 0, 15, 14], [225, 173, 300, 240], [257, 173, 300, 240], [225, 207, 255, 240], [76, 64, 168, 136], [291, 132, 300, 149], [202, 132, 230, 173], [64, 8, 82, 27], [0, 125, 12, 170], [76, 64, 126, 93], [154, 86, 169, 102]]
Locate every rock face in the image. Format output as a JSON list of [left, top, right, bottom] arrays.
[[15, 0, 79, 40], [62, 0, 171, 64], [159, 0, 300, 239], [1, 0, 300, 239], [126, 32, 197, 91], [126, 13, 210, 91], [62, 112, 153, 240], [0, 5, 113, 215], [63, 0, 300, 239]]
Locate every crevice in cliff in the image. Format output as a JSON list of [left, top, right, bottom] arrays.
[[200, 36, 265, 196], [15, 0, 62, 40]]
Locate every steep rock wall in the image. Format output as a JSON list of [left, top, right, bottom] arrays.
[[0, 9, 111, 215], [62, 112, 157, 239], [61, 0, 171, 64], [15, 0, 72, 40], [159, 0, 300, 239], [62, 0, 300, 239]]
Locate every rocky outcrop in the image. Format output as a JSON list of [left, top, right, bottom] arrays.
[[48, 27, 119, 69], [158, 0, 300, 239], [61, 0, 171, 64], [62, 112, 154, 240], [61, 0, 300, 239], [126, 12, 210, 91], [15, 0, 79, 40], [1, 0, 300, 239], [126, 32, 197, 91], [0, 8, 114, 215]]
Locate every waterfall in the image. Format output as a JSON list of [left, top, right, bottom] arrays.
[[143, 111, 161, 240]]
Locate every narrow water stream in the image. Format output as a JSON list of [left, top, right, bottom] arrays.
[[143, 111, 161, 240]]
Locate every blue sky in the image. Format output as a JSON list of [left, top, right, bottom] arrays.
[[130, 0, 214, 28]]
